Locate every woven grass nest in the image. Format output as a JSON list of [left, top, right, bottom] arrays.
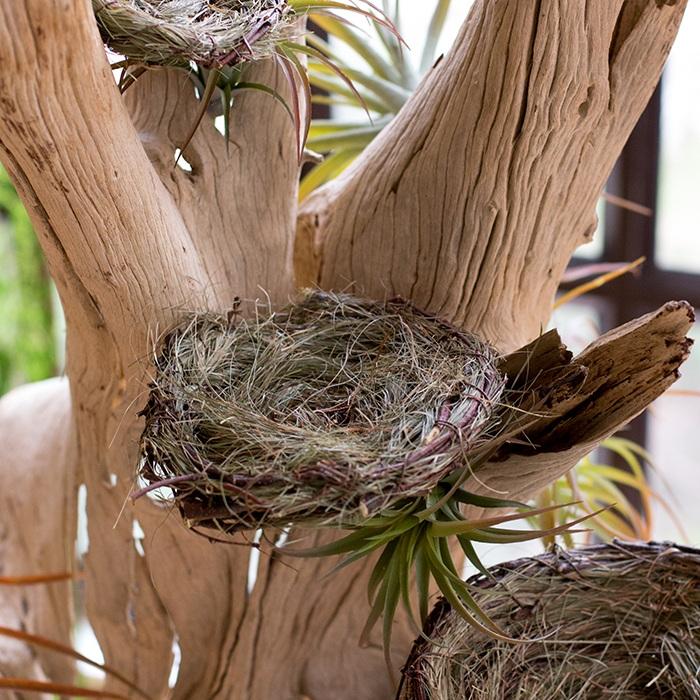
[[138, 291, 509, 533], [398, 541, 700, 700], [93, 0, 293, 68]]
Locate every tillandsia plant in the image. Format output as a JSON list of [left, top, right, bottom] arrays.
[[280, 489, 596, 674], [301, 0, 451, 197], [136, 291, 600, 671], [93, 0, 397, 160]]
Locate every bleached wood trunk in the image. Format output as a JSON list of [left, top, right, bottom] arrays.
[[0, 1, 690, 698]]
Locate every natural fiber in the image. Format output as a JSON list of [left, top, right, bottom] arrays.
[[138, 291, 507, 533], [93, 0, 294, 68], [399, 541, 700, 700]]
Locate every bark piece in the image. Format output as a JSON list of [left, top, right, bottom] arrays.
[[464, 301, 694, 505], [298, 0, 688, 351]]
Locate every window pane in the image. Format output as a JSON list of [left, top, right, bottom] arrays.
[[575, 198, 605, 260], [648, 320, 700, 542], [656, 2, 700, 272]]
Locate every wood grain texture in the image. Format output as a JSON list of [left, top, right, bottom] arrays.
[[0, 0, 689, 698], [463, 302, 694, 510], [298, 0, 687, 351]]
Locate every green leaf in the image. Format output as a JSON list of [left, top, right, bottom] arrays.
[[306, 122, 386, 152], [176, 67, 219, 166], [310, 13, 401, 83], [288, 41, 372, 118], [452, 489, 528, 510], [308, 72, 389, 113], [310, 59, 411, 112], [382, 557, 401, 677], [414, 538, 431, 625], [232, 81, 295, 124], [360, 573, 389, 646], [456, 535, 491, 578], [428, 502, 571, 537], [367, 538, 399, 603], [420, 0, 452, 74], [423, 537, 510, 640], [280, 526, 382, 558]]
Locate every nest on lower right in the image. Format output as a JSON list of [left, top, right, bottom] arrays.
[[398, 541, 700, 700]]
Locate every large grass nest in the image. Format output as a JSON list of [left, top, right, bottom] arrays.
[[399, 541, 700, 700], [93, 0, 293, 68], [138, 291, 508, 533]]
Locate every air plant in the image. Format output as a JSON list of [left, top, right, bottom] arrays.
[[281, 492, 597, 675], [94, 0, 398, 161], [136, 291, 600, 672]]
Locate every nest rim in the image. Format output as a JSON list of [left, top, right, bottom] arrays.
[[398, 540, 700, 700], [138, 291, 509, 535]]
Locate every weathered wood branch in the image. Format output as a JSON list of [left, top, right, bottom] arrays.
[[298, 0, 687, 351], [124, 65, 299, 304], [0, 0, 690, 698], [463, 302, 694, 510], [0, 380, 76, 687]]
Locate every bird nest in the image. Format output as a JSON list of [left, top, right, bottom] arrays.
[[398, 541, 700, 700], [138, 291, 508, 533], [92, 0, 294, 68]]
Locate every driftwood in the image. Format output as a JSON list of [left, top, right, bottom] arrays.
[[0, 1, 690, 698]]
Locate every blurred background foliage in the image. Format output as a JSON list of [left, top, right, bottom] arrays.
[[0, 165, 61, 395]]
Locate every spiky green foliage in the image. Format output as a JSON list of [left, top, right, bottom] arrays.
[[282, 493, 594, 675], [96, 0, 396, 161], [301, 0, 451, 197]]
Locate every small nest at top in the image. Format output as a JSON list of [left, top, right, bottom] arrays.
[[399, 541, 700, 700], [139, 291, 507, 533], [93, 0, 294, 68]]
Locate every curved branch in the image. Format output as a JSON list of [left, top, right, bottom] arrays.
[[298, 0, 687, 350], [0, 380, 77, 686], [0, 0, 217, 336], [124, 64, 300, 306]]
